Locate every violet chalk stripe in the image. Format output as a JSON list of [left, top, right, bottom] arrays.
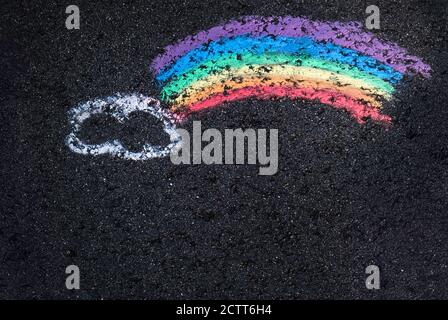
[[151, 15, 431, 77]]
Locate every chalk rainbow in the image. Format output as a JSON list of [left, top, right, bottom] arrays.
[[152, 16, 431, 124], [66, 16, 432, 161]]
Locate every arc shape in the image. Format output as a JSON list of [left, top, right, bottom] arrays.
[[170, 65, 390, 111], [160, 52, 395, 99], [184, 86, 392, 124], [155, 35, 404, 84], [152, 16, 431, 126], [151, 16, 431, 77]]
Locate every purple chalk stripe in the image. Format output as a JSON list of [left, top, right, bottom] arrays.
[[151, 16, 431, 77]]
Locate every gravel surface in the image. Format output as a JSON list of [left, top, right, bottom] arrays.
[[1, 0, 447, 299]]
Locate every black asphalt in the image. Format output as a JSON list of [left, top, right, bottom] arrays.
[[1, 0, 448, 299]]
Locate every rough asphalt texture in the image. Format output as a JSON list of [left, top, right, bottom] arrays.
[[1, 0, 447, 299]]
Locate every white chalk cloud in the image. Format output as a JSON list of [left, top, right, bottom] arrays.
[[66, 94, 182, 160]]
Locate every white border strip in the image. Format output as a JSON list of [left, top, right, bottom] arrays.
[[66, 94, 181, 160]]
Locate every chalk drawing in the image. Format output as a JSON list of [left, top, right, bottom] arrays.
[[66, 94, 181, 160], [66, 16, 431, 160]]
